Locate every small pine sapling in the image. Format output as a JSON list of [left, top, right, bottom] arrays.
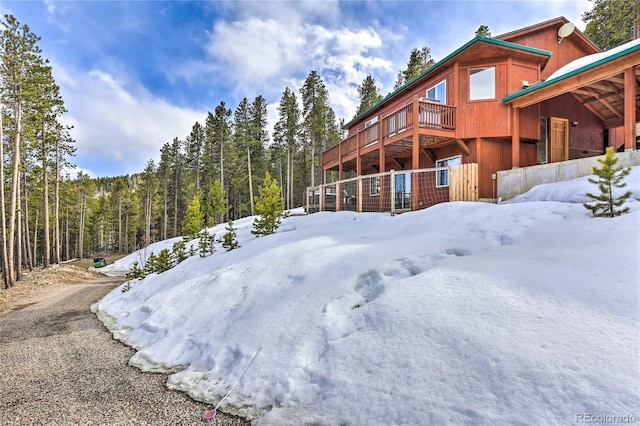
[[126, 260, 146, 280], [252, 171, 285, 236], [221, 220, 240, 251], [154, 249, 173, 273], [198, 230, 216, 257], [171, 240, 188, 265], [584, 147, 632, 217], [144, 252, 158, 275]]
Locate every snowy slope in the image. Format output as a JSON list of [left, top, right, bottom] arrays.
[[95, 170, 640, 425]]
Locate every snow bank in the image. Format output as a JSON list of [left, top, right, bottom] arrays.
[[96, 172, 640, 425]]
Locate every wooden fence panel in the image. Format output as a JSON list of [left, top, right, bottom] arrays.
[[449, 163, 478, 202]]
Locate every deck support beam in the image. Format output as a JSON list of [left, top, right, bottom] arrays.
[[411, 97, 420, 210], [624, 66, 637, 150], [511, 107, 521, 168], [455, 139, 471, 157]]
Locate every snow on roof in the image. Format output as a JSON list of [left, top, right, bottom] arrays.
[[547, 37, 640, 81]]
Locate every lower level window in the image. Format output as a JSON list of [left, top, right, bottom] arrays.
[[436, 156, 461, 186], [370, 176, 380, 196]]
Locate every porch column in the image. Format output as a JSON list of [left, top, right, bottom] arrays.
[[337, 160, 343, 211], [411, 96, 420, 210], [624, 67, 637, 150], [511, 107, 521, 168], [379, 137, 385, 211]]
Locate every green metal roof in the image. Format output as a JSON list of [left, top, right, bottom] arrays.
[[502, 39, 640, 103], [344, 36, 552, 128]]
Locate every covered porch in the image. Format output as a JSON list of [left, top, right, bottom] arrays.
[[505, 40, 640, 167]]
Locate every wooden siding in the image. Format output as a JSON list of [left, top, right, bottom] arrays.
[[541, 93, 605, 158], [499, 23, 599, 79], [457, 64, 512, 138]]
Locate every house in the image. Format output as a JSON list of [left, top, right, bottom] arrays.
[[319, 17, 639, 211]]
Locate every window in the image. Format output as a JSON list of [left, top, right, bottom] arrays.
[[470, 67, 496, 100], [370, 176, 380, 196], [426, 80, 446, 104], [436, 156, 461, 187]]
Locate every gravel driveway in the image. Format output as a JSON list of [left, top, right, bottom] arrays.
[[0, 278, 250, 426]]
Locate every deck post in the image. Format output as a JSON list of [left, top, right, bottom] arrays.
[[319, 185, 325, 212], [511, 107, 521, 168], [379, 132, 386, 212], [357, 177, 363, 213], [624, 67, 636, 150], [390, 169, 396, 215], [412, 97, 420, 210]]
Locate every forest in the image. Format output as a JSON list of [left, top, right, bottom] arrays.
[[0, 0, 634, 288]]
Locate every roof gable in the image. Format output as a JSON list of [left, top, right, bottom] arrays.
[[344, 37, 551, 128]]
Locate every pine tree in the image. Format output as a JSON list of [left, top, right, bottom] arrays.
[[273, 87, 300, 209], [182, 195, 203, 237], [171, 239, 188, 265], [204, 179, 227, 226], [584, 147, 632, 217], [583, 0, 635, 50], [221, 220, 240, 251], [393, 47, 435, 89], [252, 171, 285, 236], [356, 75, 383, 116], [475, 25, 491, 37]]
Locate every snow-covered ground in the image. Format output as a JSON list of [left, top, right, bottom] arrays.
[[95, 168, 640, 425]]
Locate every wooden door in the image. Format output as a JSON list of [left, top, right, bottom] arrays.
[[550, 117, 568, 162]]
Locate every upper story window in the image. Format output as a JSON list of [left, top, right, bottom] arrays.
[[426, 80, 446, 104], [469, 66, 496, 100]]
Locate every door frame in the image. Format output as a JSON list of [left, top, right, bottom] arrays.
[[549, 117, 569, 163]]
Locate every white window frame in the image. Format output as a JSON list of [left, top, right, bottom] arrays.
[[469, 66, 496, 100], [436, 155, 461, 187], [426, 80, 446, 104], [370, 176, 380, 196]]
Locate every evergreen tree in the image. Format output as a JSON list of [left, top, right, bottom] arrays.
[[583, 0, 635, 50], [475, 25, 491, 37], [252, 171, 285, 236], [204, 178, 227, 226], [221, 220, 240, 251], [273, 87, 300, 209], [171, 239, 188, 265], [356, 75, 383, 116], [300, 70, 338, 188], [182, 195, 203, 237], [584, 147, 632, 217], [393, 47, 435, 89]]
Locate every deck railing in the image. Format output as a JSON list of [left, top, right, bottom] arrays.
[[383, 104, 413, 139], [418, 100, 456, 130], [322, 100, 456, 168], [307, 164, 477, 214]]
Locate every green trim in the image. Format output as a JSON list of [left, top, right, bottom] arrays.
[[502, 41, 640, 103], [345, 36, 552, 128]]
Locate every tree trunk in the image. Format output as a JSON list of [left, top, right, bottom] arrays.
[[0, 107, 9, 288], [23, 172, 33, 270], [220, 137, 225, 222], [16, 170, 22, 281], [7, 99, 22, 286], [54, 136, 61, 264], [118, 197, 123, 253], [33, 210, 39, 266], [78, 197, 85, 259], [42, 117, 51, 268], [247, 145, 254, 215], [65, 204, 70, 261]]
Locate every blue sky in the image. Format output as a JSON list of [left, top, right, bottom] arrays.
[[2, 0, 591, 178]]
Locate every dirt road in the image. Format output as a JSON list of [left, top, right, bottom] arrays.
[[0, 277, 249, 425]]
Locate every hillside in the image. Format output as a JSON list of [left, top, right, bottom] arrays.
[[95, 169, 640, 425]]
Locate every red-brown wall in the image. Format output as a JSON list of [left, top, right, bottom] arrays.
[[541, 94, 605, 158]]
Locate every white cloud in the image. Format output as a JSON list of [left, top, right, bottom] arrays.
[[203, 3, 393, 120], [55, 65, 206, 177]]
